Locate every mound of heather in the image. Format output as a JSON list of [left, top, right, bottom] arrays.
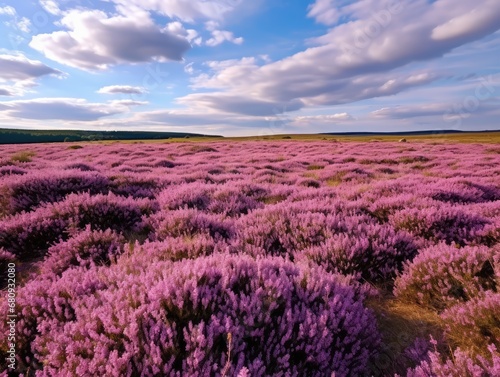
[[394, 244, 498, 311], [0, 171, 110, 214], [0, 254, 380, 376], [0, 192, 154, 260]]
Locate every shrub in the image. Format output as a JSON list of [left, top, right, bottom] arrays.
[[0, 166, 26, 176], [10, 150, 35, 163], [41, 227, 126, 276], [0, 248, 15, 289], [440, 291, 500, 353], [391, 206, 491, 246], [2, 171, 110, 213], [403, 344, 500, 377], [150, 208, 235, 242], [0, 255, 380, 376], [394, 244, 498, 311], [302, 223, 417, 282], [109, 174, 162, 199], [0, 193, 152, 260]]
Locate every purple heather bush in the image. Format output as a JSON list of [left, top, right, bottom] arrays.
[[0, 140, 499, 376], [40, 227, 126, 276], [301, 223, 417, 282], [390, 205, 492, 246], [394, 244, 498, 311], [0, 254, 380, 376], [109, 173, 163, 199], [440, 291, 500, 352], [1, 170, 111, 214], [0, 166, 26, 176], [403, 344, 500, 377], [0, 192, 153, 260], [150, 208, 236, 242], [0, 248, 15, 288]]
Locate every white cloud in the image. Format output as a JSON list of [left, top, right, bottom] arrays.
[[0, 53, 60, 81], [307, 0, 341, 26], [180, 0, 500, 116], [165, 21, 202, 45], [16, 17, 31, 33], [177, 93, 304, 116], [0, 97, 141, 121], [0, 5, 31, 33], [30, 9, 191, 70], [0, 6, 16, 16], [98, 85, 147, 95], [0, 53, 61, 96], [106, 0, 243, 22], [39, 0, 61, 16], [206, 30, 244, 47], [295, 113, 353, 122]]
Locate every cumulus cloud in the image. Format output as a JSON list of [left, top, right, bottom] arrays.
[[106, 0, 243, 22], [177, 93, 304, 116], [204, 22, 244, 46], [98, 85, 147, 95], [29, 9, 191, 70], [180, 0, 500, 116], [295, 113, 353, 122], [165, 21, 202, 45], [0, 88, 14, 96], [0, 98, 140, 121], [39, 0, 61, 15], [0, 53, 61, 96], [307, 0, 341, 26], [0, 6, 16, 16], [0, 54, 61, 81], [0, 5, 31, 33]]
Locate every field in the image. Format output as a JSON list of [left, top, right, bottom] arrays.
[[1, 138, 499, 376]]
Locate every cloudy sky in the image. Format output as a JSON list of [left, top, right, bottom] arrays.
[[0, 0, 499, 136]]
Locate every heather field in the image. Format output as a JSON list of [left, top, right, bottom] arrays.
[[1, 139, 499, 376]]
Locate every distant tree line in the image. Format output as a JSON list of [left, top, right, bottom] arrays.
[[0, 129, 222, 144]]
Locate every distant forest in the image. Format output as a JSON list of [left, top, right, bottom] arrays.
[[0, 129, 222, 144]]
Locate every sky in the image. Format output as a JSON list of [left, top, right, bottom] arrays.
[[0, 0, 499, 136]]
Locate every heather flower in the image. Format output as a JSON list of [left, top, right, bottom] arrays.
[[440, 291, 500, 352], [403, 344, 500, 377], [2, 254, 380, 376], [391, 205, 491, 246], [394, 244, 498, 311], [40, 227, 126, 276], [1, 170, 110, 214]]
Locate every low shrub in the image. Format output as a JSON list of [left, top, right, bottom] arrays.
[[394, 244, 498, 311], [0, 254, 381, 376]]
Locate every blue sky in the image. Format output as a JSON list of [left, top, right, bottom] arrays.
[[0, 0, 499, 136]]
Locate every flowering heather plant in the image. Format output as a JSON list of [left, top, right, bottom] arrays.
[[390, 205, 491, 246], [63, 162, 97, 171], [0, 166, 26, 176], [0, 254, 380, 376], [1, 171, 110, 214], [0, 248, 15, 288], [109, 173, 163, 199], [0, 140, 499, 375], [150, 208, 236, 242], [302, 223, 417, 282], [40, 227, 126, 276], [403, 344, 500, 377], [394, 244, 498, 311], [122, 234, 227, 265], [0, 192, 152, 259], [440, 291, 500, 353]]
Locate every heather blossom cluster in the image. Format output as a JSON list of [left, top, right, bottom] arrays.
[[0, 140, 499, 376]]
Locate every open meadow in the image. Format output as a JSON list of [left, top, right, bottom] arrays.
[[1, 137, 499, 376]]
